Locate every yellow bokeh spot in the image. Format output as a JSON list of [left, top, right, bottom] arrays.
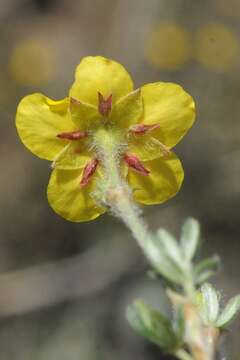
[[145, 22, 192, 70], [10, 38, 56, 86], [195, 23, 239, 72]]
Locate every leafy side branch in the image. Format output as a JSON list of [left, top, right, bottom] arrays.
[[93, 128, 239, 360], [125, 218, 240, 360]]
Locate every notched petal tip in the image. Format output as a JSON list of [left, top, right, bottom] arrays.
[[141, 82, 196, 148], [16, 93, 75, 161], [70, 56, 134, 106]]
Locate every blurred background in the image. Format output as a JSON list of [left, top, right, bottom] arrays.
[[0, 0, 240, 358]]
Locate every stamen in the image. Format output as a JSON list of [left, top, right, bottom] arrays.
[[130, 123, 160, 135], [80, 158, 99, 187], [124, 153, 149, 176], [57, 130, 87, 140], [98, 92, 112, 117]]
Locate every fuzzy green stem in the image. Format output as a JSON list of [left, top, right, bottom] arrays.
[[93, 127, 154, 251]]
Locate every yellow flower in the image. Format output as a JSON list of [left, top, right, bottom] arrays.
[[16, 56, 195, 222]]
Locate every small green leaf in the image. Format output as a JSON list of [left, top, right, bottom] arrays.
[[157, 229, 185, 270], [127, 300, 178, 350], [172, 306, 185, 346], [142, 236, 185, 285], [199, 283, 220, 325], [193, 256, 220, 285], [180, 218, 200, 261], [216, 295, 240, 328]]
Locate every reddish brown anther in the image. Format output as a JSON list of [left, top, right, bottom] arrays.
[[130, 123, 160, 135], [57, 130, 87, 141], [80, 158, 99, 187], [98, 92, 112, 117], [124, 153, 150, 176]]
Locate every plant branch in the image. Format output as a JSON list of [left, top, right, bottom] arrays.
[[95, 128, 219, 360]]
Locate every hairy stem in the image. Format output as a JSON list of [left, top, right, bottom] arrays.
[[94, 127, 153, 250]]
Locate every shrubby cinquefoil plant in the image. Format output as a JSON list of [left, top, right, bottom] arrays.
[[16, 56, 240, 360]]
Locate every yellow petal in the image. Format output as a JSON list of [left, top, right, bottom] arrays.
[[69, 56, 133, 106], [127, 152, 184, 205], [110, 89, 143, 129], [70, 98, 100, 130], [16, 94, 76, 160], [141, 82, 195, 148], [128, 134, 171, 161], [47, 168, 106, 222], [52, 141, 92, 170]]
